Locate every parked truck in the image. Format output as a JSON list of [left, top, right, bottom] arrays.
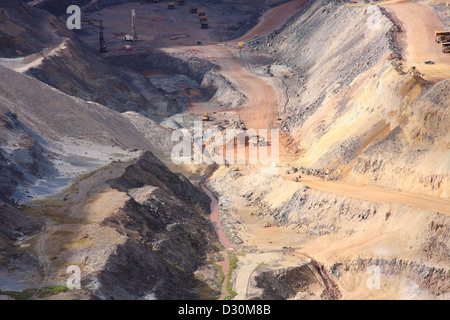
[[443, 42, 450, 54], [435, 31, 450, 43]]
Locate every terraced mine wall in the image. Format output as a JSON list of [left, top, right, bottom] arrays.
[[248, 0, 449, 197]]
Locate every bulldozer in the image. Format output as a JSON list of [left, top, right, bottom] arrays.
[[168, 2, 175, 9], [442, 42, 450, 54], [435, 31, 450, 43], [202, 112, 210, 121]]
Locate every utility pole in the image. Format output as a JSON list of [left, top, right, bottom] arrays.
[[99, 19, 107, 53]]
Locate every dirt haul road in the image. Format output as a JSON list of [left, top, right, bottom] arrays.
[[380, 0, 450, 81], [285, 174, 450, 215]]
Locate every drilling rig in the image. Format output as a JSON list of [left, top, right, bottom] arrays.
[[99, 19, 107, 53], [124, 9, 140, 41]]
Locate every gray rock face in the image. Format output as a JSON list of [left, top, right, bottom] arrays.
[[97, 151, 219, 299]]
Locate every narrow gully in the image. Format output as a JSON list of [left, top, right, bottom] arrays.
[[201, 174, 234, 299]]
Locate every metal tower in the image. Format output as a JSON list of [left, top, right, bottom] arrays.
[[125, 9, 140, 41], [99, 19, 107, 53]]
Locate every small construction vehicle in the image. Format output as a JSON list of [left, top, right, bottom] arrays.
[[442, 42, 450, 54], [435, 31, 450, 43], [202, 112, 210, 121], [190, 6, 198, 13], [168, 2, 175, 9], [409, 66, 422, 76]]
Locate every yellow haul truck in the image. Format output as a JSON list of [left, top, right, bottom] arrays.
[[198, 10, 206, 16], [435, 31, 450, 43], [443, 42, 450, 54], [168, 2, 175, 9]]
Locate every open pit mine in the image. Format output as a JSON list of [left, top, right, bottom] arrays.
[[0, 0, 449, 304]]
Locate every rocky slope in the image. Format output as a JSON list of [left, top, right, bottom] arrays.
[[0, 0, 66, 57], [2, 0, 173, 115], [96, 151, 220, 299]]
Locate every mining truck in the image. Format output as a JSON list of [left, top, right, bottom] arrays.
[[443, 42, 450, 54], [198, 10, 206, 16], [435, 31, 450, 43], [202, 112, 210, 121], [190, 6, 198, 13], [168, 2, 175, 9], [176, 0, 185, 5], [199, 15, 207, 22], [201, 21, 208, 29]]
